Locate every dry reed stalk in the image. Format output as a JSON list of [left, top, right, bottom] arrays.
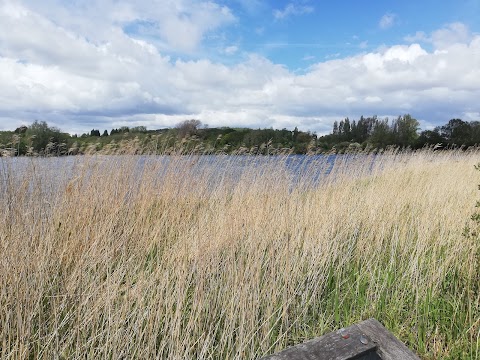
[[0, 150, 479, 359]]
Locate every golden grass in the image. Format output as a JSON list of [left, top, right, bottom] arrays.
[[1, 150, 479, 359]]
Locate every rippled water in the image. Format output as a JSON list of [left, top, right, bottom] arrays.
[[0, 154, 379, 201]]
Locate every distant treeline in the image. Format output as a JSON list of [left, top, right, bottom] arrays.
[[1, 116, 479, 156], [319, 115, 480, 151], [0, 120, 318, 156]]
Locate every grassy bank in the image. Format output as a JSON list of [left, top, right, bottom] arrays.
[[1, 150, 479, 359]]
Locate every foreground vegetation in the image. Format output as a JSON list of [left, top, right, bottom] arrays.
[[1, 150, 480, 359]]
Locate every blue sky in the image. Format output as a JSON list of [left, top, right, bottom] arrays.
[[0, 0, 479, 135], [213, 0, 478, 68]]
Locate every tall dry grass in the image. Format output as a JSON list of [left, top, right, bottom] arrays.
[[1, 150, 479, 359]]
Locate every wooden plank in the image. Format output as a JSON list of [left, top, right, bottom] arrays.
[[357, 319, 419, 360], [261, 323, 377, 360], [259, 319, 420, 360]]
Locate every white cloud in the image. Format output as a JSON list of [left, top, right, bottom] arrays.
[[404, 31, 429, 43], [405, 23, 473, 50], [365, 96, 383, 103], [0, 3, 479, 135], [156, 1, 236, 52], [383, 44, 428, 63], [16, 0, 236, 53], [224, 46, 239, 55], [379, 13, 397, 29], [463, 112, 480, 121], [431, 22, 471, 49], [273, 3, 314, 20]]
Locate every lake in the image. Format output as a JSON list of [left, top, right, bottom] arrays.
[[0, 154, 382, 201]]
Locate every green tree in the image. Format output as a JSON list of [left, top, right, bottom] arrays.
[[393, 114, 419, 147], [470, 121, 480, 145], [292, 127, 299, 142], [343, 118, 351, 141], [416, 129, 445, 148], [332, 121, 339, 135], [26, 120, 70, 154], [369, 118, 391, 148], [440, 119, 472, 146]]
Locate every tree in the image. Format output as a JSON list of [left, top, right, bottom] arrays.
[[350, 120, 357, 140], [343, 118, 351, 141], [176, 119, 202, 138], [292, 126, 299, 142], [14, 125, 28, 134], [355, 116, 376, 143], [370, 118, 391, 148], [102, 130, 109, 137], [416, 129, 445, 148], [332, 121, 339, 135], [393, 114, 419, 147], [470, 121, 480, 145], [352, 116, 369, 143], [25, 120, 70, 154], [338, 120, 344, 136], [131, 126, 147, 133], [440, 119, 472, 145]]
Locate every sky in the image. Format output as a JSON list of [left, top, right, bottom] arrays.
[[0, 0, 479, 135]]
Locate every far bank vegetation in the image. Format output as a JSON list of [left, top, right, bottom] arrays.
[[2, 115, 480, 156]]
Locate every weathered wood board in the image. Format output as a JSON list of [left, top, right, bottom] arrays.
[[260, 318, 420, 360]]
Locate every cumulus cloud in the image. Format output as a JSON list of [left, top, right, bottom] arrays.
[[17, 0, 236, 53], [431, 22, 471, 49], [404, 31, 429, 43], [0, 2, 479, 134], [379, 13, 397, 29], [273, 3, 314, 20], [405, 23, 473, 50], [154, 1, 236, 52]]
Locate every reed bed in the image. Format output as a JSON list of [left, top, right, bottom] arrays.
[[0, 150, 479, 359]]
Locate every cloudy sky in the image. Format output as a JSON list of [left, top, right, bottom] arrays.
[[0, 0, 479, 135]]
